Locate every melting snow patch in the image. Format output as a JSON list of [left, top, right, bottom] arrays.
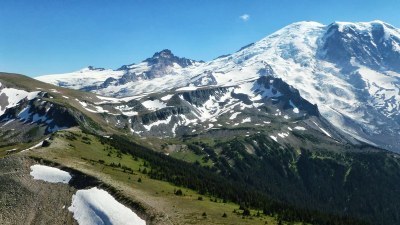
[[229, 112, 241, 120], [294, 126, 306, 131], [142, 99, 167, 111], [30, 165, 71, 184], [289, 100, 300, 113], [176, 86, 198, 91], [21, 140, 45, 152], [121, 111, 138, 116], [69, 187, 146, 225], [143, 116, 172, 131], [1, 119, 15, 127], [312, 121, 332, 137], [161, 94, 174, 101], [270, 135, 278, 142], [278, 132, 289, 138], [274, 109, 282, 116], [242, 117, 251, 123], [75, 99, 88, 107]]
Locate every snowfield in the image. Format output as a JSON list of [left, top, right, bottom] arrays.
[[36, 67, 124, 90], [69, 187, 146, 225], [0, 87, 40, 116], [30, 164, 72, 184]]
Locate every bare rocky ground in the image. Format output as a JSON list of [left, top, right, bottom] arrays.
[[0, 156, 77, 225]]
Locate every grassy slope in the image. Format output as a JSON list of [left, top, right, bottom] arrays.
[[23, 128, 291, 225]]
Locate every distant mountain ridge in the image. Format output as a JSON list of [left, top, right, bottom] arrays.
[[36, 20, 400, 152]]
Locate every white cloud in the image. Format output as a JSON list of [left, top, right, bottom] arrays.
[[240, 14, 250, 22]]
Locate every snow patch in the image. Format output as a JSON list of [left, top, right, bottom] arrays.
[[278, 132, 289, 138], [289, 100, 299, 113], [242, 117, 251, 123], [176, 86, 199, 91], [229, 112, 241, 120], [142, 99, 167, 111], [69, 187, 145, 225], [0, 88, 40, 116], [21, 140, 45, 152], [161, 94, 174, 101], [143, 115, 172, 131], [294, 126, 306, 131], [30, 164, 71, 184], [312, 121, 332, 137]]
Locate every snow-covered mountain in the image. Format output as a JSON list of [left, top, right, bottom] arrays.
[[2, 73, 349, 154], [36, 20, 400, 152], [37, 49, 205, 96], [0, 78, 79, 145]]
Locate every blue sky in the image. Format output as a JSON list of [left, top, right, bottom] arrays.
[[1, 0, 399, 77]]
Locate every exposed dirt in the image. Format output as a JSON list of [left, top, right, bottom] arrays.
[[0, 155, 161, 225], [0, 156, 77, 225]]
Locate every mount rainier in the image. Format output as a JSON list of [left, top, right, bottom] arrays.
[[36, 20, 400, 152]]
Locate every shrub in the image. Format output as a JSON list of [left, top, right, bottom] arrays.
[[175, 189, 183, 196]]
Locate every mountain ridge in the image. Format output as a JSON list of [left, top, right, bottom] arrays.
[[2, 69, 400, 225], [35, 20, 400, 152]]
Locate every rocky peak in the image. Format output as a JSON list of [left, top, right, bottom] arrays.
[[144, 49, 196, 68], [82, 66, 105, 72], [152, 49, 174, 59]]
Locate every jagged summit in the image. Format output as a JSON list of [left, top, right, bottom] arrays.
[[150, 49, 174, 58], [81, 66, 105, 72], [144, 49, 198, 68]]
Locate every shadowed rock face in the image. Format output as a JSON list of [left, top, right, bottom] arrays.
[[144, 49, 196, 68], [141, 49, 197, 79], [255, 76, 320, 117], [0, 93, 8, 112], [320, 22, 400, 72]]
